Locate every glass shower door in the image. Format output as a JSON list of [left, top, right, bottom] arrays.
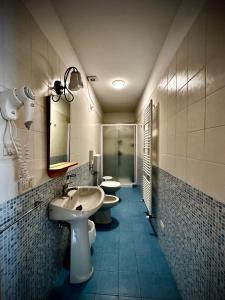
[[102, 125, 136, 184]]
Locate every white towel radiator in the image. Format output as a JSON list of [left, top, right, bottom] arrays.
[[143, 100, 152, 215]]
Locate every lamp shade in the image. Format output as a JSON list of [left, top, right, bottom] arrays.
[[68, 70, 83, 91]]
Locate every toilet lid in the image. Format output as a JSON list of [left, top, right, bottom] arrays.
[[101, 181, 121, 188]]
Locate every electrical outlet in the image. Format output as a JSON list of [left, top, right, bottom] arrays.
[[18, 177, 34, 193]]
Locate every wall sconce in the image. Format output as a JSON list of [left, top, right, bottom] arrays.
[[51, 66, 83, 102]]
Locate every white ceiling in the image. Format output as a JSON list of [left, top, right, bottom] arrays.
[[52, 0, 181, 112]]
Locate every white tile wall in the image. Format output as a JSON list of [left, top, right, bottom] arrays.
[[176, 84, 188, 113], [187, 99, 205, 132], [187, 130, 204, 160], [0, 0, 102, 203], [167, 55, 176, 83], [175, 134, 187, 157], [206, 1, 225, 95], [187, 10, 206, 81], [103, 112, 136, 124], [175, 156, 186, 182], [204, 126, 225, 164], [143, 1, 225, 204], [203, 162, 225, 203], [205, 86, 225, 128], [186, 158, 204, 191], [176, 37, 188, 91], [187, 69, 205, 105]]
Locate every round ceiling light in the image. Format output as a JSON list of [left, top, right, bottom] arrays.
[[112, 80, 126, 89]]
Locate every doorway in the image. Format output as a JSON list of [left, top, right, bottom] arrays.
[[101, 125, 137, 185]]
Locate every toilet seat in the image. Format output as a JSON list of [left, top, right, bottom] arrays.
[[100, 181, 120, 188], [102, 176, 113, 181], [100, 180, 121, 195]]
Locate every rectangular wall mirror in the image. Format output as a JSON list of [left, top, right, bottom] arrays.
[[47, 96, 78, 177]]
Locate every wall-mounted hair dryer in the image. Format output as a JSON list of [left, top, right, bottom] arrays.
[[0, 87, 35, 129]]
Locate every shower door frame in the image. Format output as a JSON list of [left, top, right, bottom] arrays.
[[101, 124, 137, 186]]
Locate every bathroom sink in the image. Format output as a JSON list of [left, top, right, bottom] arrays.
[[49, 186, 104, 284], [49, 186, 104, 221]]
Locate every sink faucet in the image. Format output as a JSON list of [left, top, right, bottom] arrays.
[[62, 184, 78, 196], [62, 174, 78, 196]]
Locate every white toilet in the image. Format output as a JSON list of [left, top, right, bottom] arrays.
[[100, 180, 121, 195], [92, 157, 120, 223], [93, 194, 120, 224]]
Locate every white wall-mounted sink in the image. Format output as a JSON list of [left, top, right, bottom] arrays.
[[49, 186, 104, 284], [50, 186, 104, 221]]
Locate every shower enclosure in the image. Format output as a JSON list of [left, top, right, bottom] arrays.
[[101, 125, 137, 185]]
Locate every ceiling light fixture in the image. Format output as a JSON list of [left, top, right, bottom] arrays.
[[112, 80, 126, 89], [51, 66, 83, 102]]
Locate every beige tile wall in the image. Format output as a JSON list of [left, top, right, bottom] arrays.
[[154, 1, 225, 204], [0, 0, 102, 202], [103, 112, 136, 124]]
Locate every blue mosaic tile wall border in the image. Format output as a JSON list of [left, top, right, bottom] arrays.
[[0, 163, 93, 300], [152, 165, 225, 300]]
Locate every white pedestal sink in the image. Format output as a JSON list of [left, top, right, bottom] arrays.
[[49, 186, 104, 284]]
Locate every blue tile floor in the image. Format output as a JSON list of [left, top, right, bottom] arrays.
[[49, 187, 181, 300]]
